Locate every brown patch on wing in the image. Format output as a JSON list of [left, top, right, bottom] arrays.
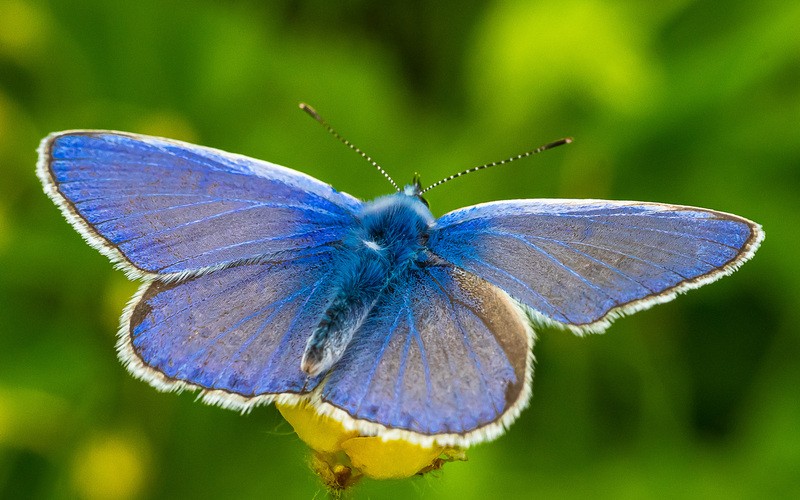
[[129, 280, 181, 333], [452, 268, 530, 411]]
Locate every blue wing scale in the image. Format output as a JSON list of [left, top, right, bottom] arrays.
[[319, 264, 534, 441], [38, 131, 361, 278], [429, 200, 763, 331], [120, 255, 338, 403]]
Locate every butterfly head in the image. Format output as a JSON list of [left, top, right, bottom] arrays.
[[402, 175, 429, 207]]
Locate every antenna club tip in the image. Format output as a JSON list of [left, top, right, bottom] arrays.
[[299, 102, 323, 122], [564, 137, 574, 144]]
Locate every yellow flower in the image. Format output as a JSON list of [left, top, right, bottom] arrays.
[[277, 401, 466, 490]]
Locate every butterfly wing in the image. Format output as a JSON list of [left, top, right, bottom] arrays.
[[428, 199, 764, 332], [37, 131, 361, 278], [317, 263, 534, 447], [120, 254, 338, 406]]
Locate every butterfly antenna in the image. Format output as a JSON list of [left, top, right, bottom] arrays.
[[421, 137, 573, 194], [300, 103, 400, 192]]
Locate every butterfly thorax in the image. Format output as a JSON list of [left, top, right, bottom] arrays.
[[357, 191, 433, 263], [300, 192, 434, 376]]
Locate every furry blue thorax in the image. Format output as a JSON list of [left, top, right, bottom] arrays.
[[300, 188, 434, 376]]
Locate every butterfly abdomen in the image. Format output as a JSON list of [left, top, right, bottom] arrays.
[[301, 192, 435, 376]]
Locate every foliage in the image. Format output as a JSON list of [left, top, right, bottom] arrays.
[[0, 0, 797, 498]]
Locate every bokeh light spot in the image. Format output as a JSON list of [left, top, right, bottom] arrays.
[[0, 0, 48, 56], [471, 0, 659, 122], [71, 432, 151, 500]]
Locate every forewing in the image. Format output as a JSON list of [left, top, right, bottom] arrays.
[[318, 264, 534, 446], [120, 253, 336, 407], [37, 131, 361, 277], [429, 199, 763, 331]]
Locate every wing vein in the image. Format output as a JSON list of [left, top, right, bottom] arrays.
[[178, 285, 312, 384], [483, 230, 614, 299], [352, 304, 407, 416], [251, 271, 333, 393], [408, 303, 433, 424], [445, 212, 739, 250], [461, 255, 572, 323], [132, 269, 255, 341], [153, 231, 342, 273], [428, 269, 501, 419]]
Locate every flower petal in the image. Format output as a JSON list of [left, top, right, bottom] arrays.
[[341, 437, 445, 480], [276, 402, 358, 454]]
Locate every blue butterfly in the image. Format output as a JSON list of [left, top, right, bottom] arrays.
[[37, 107, 763, 447]]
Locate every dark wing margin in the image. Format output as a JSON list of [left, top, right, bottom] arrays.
[[428, 199, 764, 333], [118, 254, 338, 410], [308, 263, 535, 448], [37, 130, 361, 280]]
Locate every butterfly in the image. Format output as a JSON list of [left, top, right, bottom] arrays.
[[37, 106, 763, 448]]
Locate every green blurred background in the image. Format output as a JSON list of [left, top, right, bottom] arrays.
[[1, 0, 797, 498]]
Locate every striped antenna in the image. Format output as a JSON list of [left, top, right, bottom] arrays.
[[421, 137, 573, 194], [300, 103, 400, 192]]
